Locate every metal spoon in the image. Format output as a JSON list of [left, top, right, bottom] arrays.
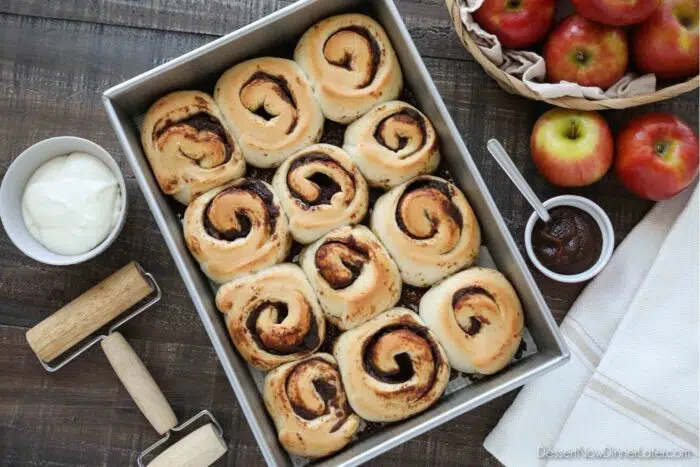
[[487, 139, 551, 223]]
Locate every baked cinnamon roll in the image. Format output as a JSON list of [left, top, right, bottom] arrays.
[[344, 101, 440, 189], [419, 268, 524, 375], [299, 225, 401, 330], [215, 264, 325, 371], [294, 14, 403, 123], [272, 144, 369, 244], [183, 178, 291, 284], [370, 176, 481, 287], [333, 308, 449, 422], [140, 90, 245, 204], [214, 57, 324, 168], [263, 353, 360, 457]]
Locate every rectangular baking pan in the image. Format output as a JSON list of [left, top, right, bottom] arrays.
[[103, 0, 570, 465]]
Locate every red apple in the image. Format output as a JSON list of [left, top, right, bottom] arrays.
[[633, 0, 699, 80], [531, 109, 614, 187], [473, 0, 555, 49], [616, 113, 699, 200], [544, 15, 628, 89], [571, 0, 661, 26]]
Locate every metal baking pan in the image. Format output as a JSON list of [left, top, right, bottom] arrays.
[[103, 0, 569, 465]]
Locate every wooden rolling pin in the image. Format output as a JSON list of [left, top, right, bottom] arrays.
[[147, 424, 228, 467], [24, 262, 177, 435], [26, 262, 154, 363], [101, 332, 177, 435]]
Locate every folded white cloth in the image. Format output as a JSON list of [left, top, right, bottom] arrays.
[[458, 0, 657, 99], [484, 186, 699, 466]]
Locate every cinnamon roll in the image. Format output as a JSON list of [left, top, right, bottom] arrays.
[[299, 225, 401, 330], [370, 176, 481, 287], [215, 264, 325, 371], [183, 178, 292, 284], [294, 14, 403, 124], [272, 144, 369, 244], [419, 268, 524, 375], [263, 353, 360, 457], [344, 101, 440, 189], [140, 90, 245, 204], [333, 308, 449, 422], [214, 57, 324, 168]]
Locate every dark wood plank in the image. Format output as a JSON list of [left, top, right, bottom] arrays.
[[0, 325, 264, 466], [0, 324, 508, 467], [0, 0, 287, 37], [0, 13, 214, 345], [0, 0, 469, 61], [0, 2, 697, 466]]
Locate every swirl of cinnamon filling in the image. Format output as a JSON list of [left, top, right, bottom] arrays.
[[300, 225, 402, 330], [294, 14, 403, 123], [370, 175, 481, 287], [215, 57, 324, 168], [272, 144, 369, 244], [140, 90, 245, 204], [419, 267, 524, 375], [333, 308, 450, 422], [215, 264, 325, 371], [263, 353, 360, 457], [344, 101, 440, 188], [184, 178, 291, 284]]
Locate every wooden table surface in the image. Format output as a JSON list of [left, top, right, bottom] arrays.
[[0, 1, 697, 465]]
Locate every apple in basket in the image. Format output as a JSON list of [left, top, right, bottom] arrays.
[[544, 14, 628, 89], [571, 0, 661, 26], [616, 113, 699, 201], [473, 0, 556, 49], [530, 109, 614, 187], [633, 0, 700, 79]]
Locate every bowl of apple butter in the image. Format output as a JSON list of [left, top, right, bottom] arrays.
[[524, 195, 614, 283]]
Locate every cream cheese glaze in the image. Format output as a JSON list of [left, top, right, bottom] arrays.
[[21, 152, 121, 255]]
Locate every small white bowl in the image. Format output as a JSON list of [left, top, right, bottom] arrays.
[[0, 136, 127, 265], [524, 195, 614, 283]]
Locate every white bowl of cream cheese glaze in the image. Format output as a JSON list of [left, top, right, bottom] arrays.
[[0, 136, 127, 265]]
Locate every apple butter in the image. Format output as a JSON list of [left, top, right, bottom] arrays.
[[532, 206, 603, 275]]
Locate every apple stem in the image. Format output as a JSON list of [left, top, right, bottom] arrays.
[[575, 50, 588, 65], [655, 142, 667, 157], [567, 120, 579, 140]]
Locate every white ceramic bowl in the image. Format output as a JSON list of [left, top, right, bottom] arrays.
[[0, 136, 127, 265], [524, 195, 614, 283]]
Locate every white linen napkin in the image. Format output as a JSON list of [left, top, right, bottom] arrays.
[[484, 186, 699, 466], [457, 0, 657, 99]]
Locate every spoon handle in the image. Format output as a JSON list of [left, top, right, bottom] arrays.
[[487, 139, 551, 223]]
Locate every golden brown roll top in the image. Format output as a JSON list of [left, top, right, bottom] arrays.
[[214, 57, 325, 168], [263, 353, 360, 457], [271, 144, 369, 244], [215, 264, 325, 371], [343, 101, 440, 189], [299, 225, 402, 330], [183, 178, 291, 284], [370, 175, 481, 287], [419, 268, 524, 375], [294, 14, 403, 124], [140, 90, 245, 204], [333, 308, 450, 422]]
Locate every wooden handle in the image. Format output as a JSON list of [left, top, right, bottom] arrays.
[[26, 262, 154, 363], [100, 332, 177, 435], [147, 423, 227, 467]]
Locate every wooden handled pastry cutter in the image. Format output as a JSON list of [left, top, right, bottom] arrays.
[[25, 261, 228, 467]]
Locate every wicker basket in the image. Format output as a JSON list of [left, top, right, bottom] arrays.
[[445, 0, 699, 110]]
